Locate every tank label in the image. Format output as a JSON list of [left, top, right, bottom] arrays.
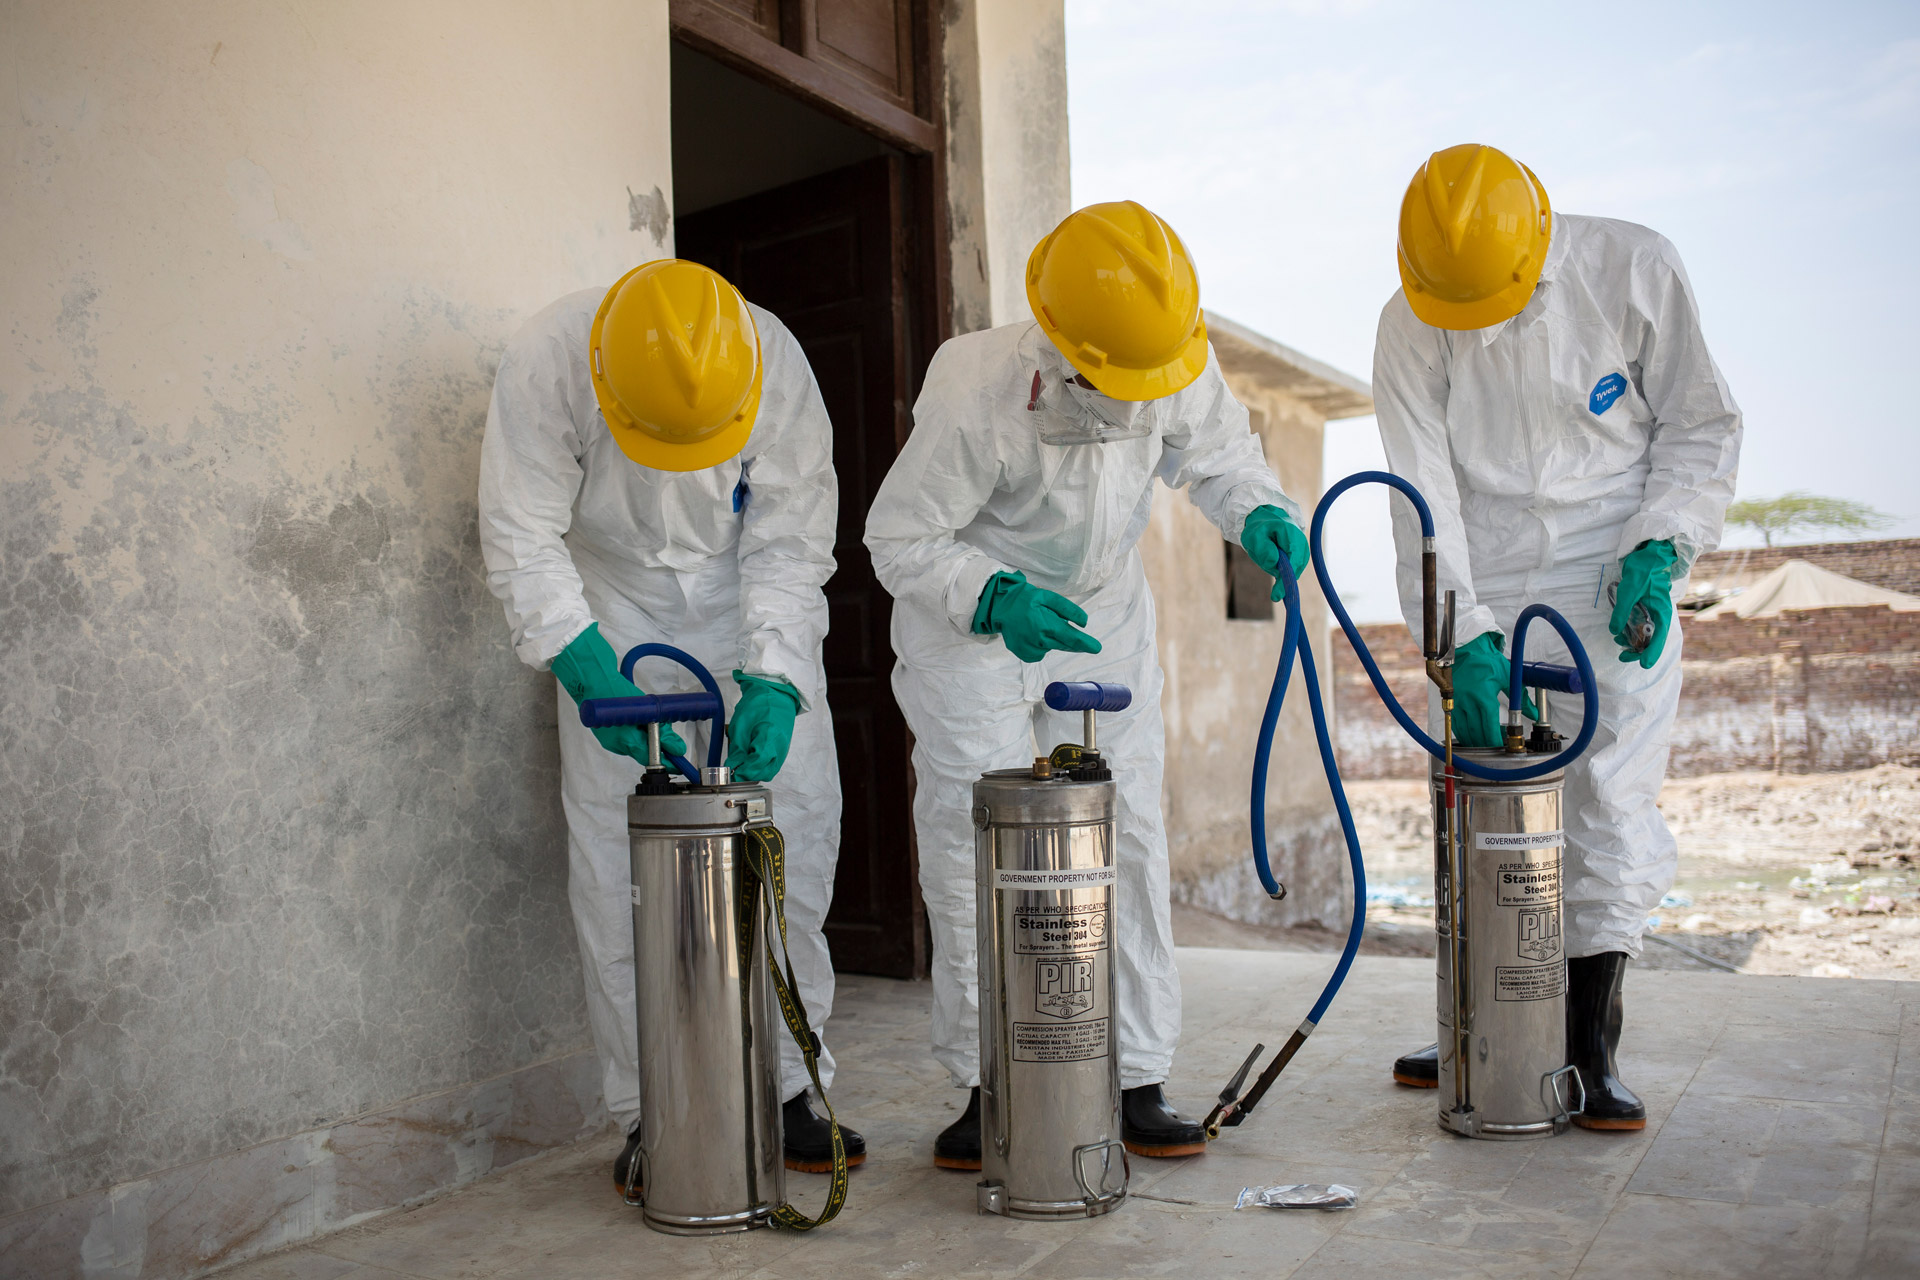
[[1033, 958, 1098, 1019], [1012, 1018, 1109, 1063], [993, 867, 1117, 891], [1476, 830, 1564, 851], [1015, 903, 1109, 956], [1516, 906, 1562, 962], [1495, 858, 1562, 907], [1495, 963, 1566, 1002]]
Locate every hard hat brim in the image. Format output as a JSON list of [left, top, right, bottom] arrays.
[[1397, 247, 1541, 331], [608, 373, 760, 471], [1025, 239, 1210, 402]]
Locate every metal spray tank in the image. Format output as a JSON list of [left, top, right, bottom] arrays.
[[580, 644, 848, 1235], [1426, 593, 1594, 1139], [972, 681, 1132, 1220]]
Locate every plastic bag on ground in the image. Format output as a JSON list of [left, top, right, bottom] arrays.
[[1234, 1183, 1357, 1210]]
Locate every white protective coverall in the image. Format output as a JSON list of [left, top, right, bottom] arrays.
[[478, 289, 842, 1122], [1374, 214, 1741, 958], [865, 321, 1295, 1089]]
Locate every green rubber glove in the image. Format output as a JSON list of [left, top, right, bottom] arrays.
[[1610, 539, 1677, 669], [1240, 504, 1311, 602], [1451, 631, 1539, 751], [971, 571, 1102, 663], [549, 623, 688, 761], [726, 672, 802, 782]]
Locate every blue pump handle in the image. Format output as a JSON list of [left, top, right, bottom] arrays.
[[1044, 681, 1132, 713], [579, 691, 723, 729], [1520, 661, 1584, 695], [618, 643, 727, 774]]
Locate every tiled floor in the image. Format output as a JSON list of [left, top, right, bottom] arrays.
[[216, 951, 1920, 1279]]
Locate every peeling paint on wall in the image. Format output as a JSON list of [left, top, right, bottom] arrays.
[[0, 4, 677, 1249], [627, 184, 671, 246], [0, 281, 584, 1220]]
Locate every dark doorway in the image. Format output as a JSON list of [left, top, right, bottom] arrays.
[[672, 36, 941, 979]]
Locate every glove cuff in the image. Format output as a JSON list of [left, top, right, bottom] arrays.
[[734, 670, 804, 712], [549, 621, 613, 704], [972, 570, 1029, 636]]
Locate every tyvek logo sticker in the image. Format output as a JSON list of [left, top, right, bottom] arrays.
[[1589, 372, 1628, 414]]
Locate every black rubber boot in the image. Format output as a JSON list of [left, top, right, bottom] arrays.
[[613, 1120, 643, 1197], [1393, 1043, 1439, 1088], [1121, 1083, 1207, 1158], [1567, 951, 1646, 1131], [933, 1086, 981, 1171], [783, 1091, 867, 1172]]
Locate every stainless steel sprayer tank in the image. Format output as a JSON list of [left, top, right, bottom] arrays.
[[580, 658, 847, 1236], [972, 681, 1132, 1220], [1426, 589, 1590, 1140]]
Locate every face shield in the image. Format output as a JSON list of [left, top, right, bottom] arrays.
[[1030, 349, 1156, 446]]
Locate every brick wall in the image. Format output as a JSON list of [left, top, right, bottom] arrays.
[[1333, 608, 1920, 778], [1691, 538, 1920, 596]]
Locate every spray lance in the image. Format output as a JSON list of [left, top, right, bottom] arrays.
[[1201, 472, 1602, 1138]]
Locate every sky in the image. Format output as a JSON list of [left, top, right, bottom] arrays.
[[1065, 0, 1920, 622]]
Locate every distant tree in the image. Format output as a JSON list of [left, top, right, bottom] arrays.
[[1726, 491, 1895, 547]]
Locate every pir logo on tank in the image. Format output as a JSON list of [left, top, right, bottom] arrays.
[[1517, 907, 1561, 962], [1035, 959, 1096, 1019]]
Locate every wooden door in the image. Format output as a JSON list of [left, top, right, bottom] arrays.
[[671, 0, 937, 153], [677, 156, 925, 978]]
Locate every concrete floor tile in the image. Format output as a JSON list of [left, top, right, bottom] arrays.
[[1746, 1100, 1885, 1208], [736, 1170, 1077, 1279], [1894, 1000, 1920, 1094], [522, 1220, 803, 1280], [1020, 1191, 1348, 1279], [1291, 1232, 1569, 1280], [207, 957, 1920, 1280], [211, 1252, 380, 1280], [1624, 1093, 1778, 1203], [1573, 1193, 1869, 1279], [1865, 1089, 1920, 1276], [1623, 1091, 1880, 1210], [1689, 1018, 1897, 1104]]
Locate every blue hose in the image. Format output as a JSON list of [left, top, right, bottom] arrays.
[[1223, 472, 1602, 1128], [1307, 471, 1598, 782], [619, 643, 727, 782], [1251, 555, 1365, 1026]]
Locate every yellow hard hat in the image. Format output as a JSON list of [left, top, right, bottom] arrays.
[[588, 259, 763, 471], [1026, 200, 1208, 402], [1396, 144, 1553, 331]]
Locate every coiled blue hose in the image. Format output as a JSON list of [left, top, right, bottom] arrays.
[[1225, 472, 1602, 1127], [1307, 472, 1598, 782], [619, 643, 727, 783]]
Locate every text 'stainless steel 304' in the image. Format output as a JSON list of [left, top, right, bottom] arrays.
[[973, 682, 1133, 1219]]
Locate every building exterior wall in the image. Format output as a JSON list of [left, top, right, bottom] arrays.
[[1333, 609, 1920, 780], [0, 2, 672, 1274], [941, 0, 1071, 332], [1141, 386, 1348, 929]]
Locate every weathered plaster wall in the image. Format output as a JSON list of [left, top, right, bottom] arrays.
[[0, 0, 671, 1261], [942, 0, 1071, 333], [1141, 388, 1348, 929]]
